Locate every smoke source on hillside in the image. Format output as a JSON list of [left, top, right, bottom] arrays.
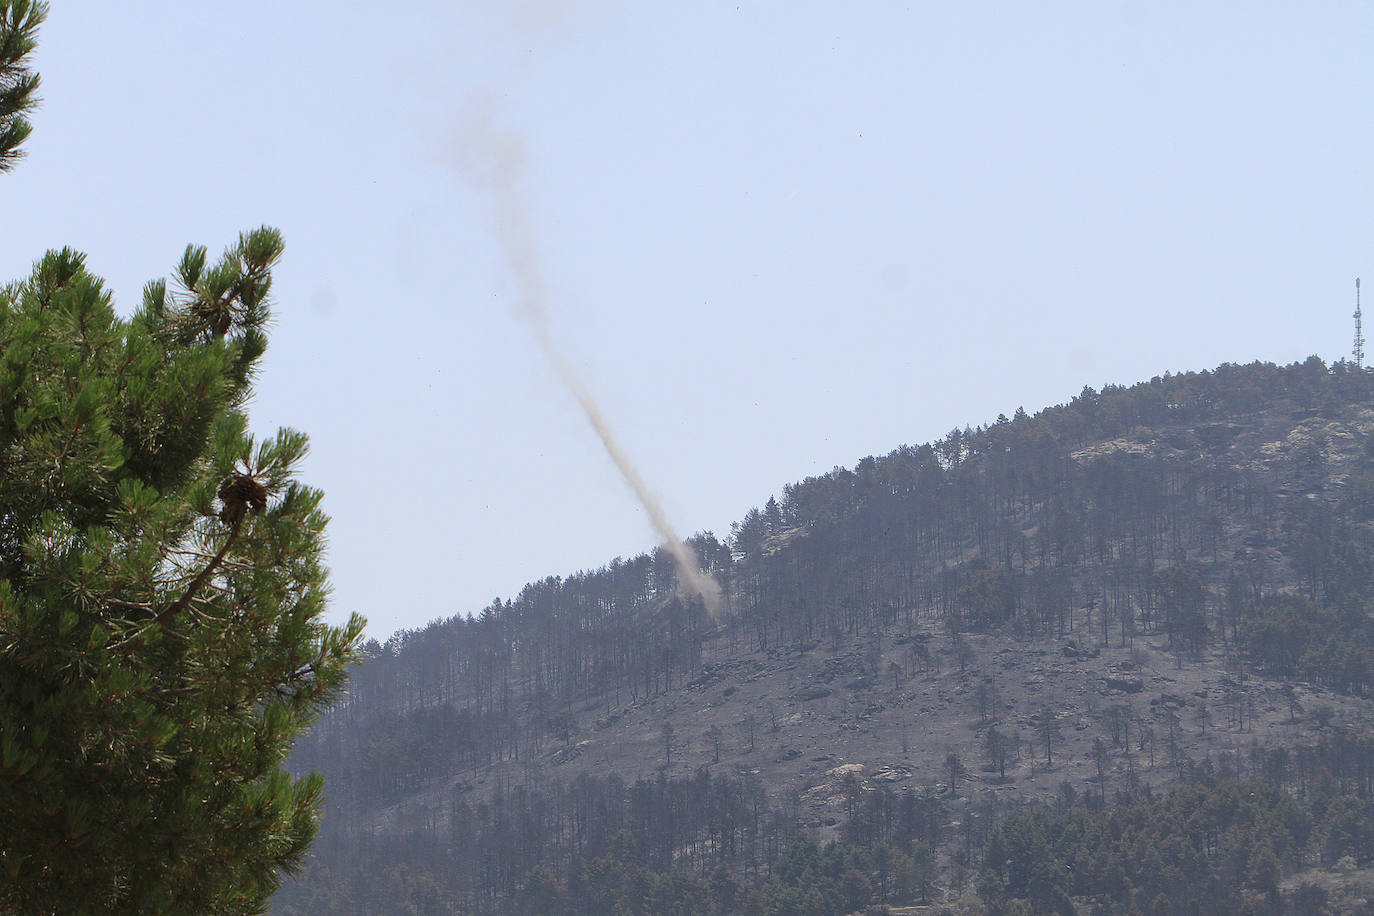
[[452, 101, 722, 617]]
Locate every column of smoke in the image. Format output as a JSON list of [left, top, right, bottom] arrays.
[[455, 105, 722, 618]]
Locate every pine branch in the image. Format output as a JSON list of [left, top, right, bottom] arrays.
[[152, 512, 244, 629], [0, 1, 46, 173]]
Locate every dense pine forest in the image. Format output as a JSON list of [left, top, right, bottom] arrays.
[[276, 358, 1374, 914]]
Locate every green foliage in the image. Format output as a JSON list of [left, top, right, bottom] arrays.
[[0, 233, 363, 914], [982, 781, 1333, 914], [1245, 595, 1374, 695], [955, 558, 1019, 630], [0, 1, 43, 172], [1158, 564, 1209, 652]]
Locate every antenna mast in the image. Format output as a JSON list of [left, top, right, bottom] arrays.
[[1357, 278, 1365, 369]]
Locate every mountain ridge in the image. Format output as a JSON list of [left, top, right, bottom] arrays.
[[277, 356, 1374, 914]]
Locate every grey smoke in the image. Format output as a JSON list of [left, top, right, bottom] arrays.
[[455, 103, 723, 618]]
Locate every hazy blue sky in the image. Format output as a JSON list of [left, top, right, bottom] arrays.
[[4, 2, 1371, 638]]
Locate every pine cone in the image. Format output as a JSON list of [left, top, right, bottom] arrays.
[[218, 472, 268, 524]]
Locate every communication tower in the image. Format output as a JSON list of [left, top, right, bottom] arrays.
[[1357, 278, 1366, 369]]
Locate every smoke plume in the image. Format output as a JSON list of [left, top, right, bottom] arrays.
[[455, 103, 723, 618]]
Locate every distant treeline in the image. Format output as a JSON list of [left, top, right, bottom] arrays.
[[984, 765, 1374, 915], [277, 723, 1374, 914], [276, 766, 940, 915]]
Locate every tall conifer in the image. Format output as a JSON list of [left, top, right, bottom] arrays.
[[0, 7, 364, 913]]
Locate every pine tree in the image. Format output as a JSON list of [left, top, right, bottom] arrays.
[[0, 1, 43, 172], [0, 232, 366, 913], [0, 12, 364, 911]]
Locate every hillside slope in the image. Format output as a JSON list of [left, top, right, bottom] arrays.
[[276, 358, 1374, 914]]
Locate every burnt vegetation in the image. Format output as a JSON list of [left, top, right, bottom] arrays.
[[277, 357, 1374, 914]]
